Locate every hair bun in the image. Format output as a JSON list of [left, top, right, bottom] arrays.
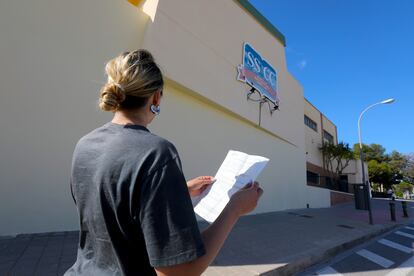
[[137, 50, 154, 61], [126, 49, 154, 66], [99, 83, 126, 112], [99, 49, 163, 112]]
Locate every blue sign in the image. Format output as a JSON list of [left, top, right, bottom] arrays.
[[237, 43, 279, 105]]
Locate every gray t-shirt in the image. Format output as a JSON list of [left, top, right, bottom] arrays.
[[65, 122, 205, 276]]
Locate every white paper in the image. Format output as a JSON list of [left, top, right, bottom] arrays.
[[193, 150, 269, 223]]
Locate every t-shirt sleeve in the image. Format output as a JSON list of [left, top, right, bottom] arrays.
[[138, 156, 206, 267]]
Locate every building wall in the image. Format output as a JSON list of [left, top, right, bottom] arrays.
[[321, 115, 337, 145], [343, 159, 369, 186], [152, 82, 330, 213], [142, 0, 304, 146], [304, 97, 366, 192], [304, 100, 324, 167], [142, 0, 332, 212], [0, 0, 330, 236], [0, 0, 149, 236], [304, 99, 339, 188]]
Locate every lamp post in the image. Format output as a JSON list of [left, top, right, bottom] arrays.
[[358, 98, 395, 225]]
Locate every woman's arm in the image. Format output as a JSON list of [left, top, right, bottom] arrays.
[[155, 182, 263, 276]]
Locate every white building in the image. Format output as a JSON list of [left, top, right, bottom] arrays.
[[0, 0, 340, 236]]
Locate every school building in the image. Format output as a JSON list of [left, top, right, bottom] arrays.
[[0, 0, 363, 236], [304, 99, 367, 203]]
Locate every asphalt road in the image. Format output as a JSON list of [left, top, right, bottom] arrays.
[[301, 224, 414, 276]]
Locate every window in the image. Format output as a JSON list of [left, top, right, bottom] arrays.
[[307, 171, 319, 185], [323, 130, 334, 144], [304, 115, 317, 132]]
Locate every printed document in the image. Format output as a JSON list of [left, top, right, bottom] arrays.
[[193, 150, 269, 223]]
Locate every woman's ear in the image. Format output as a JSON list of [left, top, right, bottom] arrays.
[[152, 90, 162, 106]]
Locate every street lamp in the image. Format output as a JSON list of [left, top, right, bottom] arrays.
[[358, 98, 395, 225]]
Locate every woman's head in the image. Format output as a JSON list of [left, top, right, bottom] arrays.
[[99, 50, 164, 112]]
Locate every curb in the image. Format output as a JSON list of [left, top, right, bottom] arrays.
[[260, 223, 402, 276]]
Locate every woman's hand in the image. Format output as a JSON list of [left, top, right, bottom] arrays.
[[187, 176, 215, 197], [228, 182, 263, 217]]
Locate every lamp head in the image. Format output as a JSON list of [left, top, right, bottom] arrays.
[[381, 98, 395, 104]]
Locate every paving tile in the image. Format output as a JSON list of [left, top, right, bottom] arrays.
[[29, 241, 48, 249], [9, 268, 37, 276], [42, 250, 62, 258], [60, 254, 76, 264], [40, 272, 59, 276], [64, 234, 78, 241], [0, 238, 12, 245], [39, 272, 59, 276], [45, 240, 64, 247], [58, 262, 74, 275], [9, 260, 38, 276], [12, 257, 39, 267], [23, 245, 44, 254], [8, 237, 31, 246], [37, 256, 60, 267], [34, 262, 59, 275], [66, 231, 79, 237], [43, 243, 63, 250], [0, 261, 14, 275], [62, 242, 77, 250], [0, 255, 21, 264], [6, 244, 28, 257]]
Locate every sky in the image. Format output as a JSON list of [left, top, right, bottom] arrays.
[[249, 0, 413, 154]]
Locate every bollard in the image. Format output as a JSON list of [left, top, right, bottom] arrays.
[[389, 202, 396, 221], [402, 201, 409, 217]]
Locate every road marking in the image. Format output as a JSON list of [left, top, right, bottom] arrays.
[[316, 266, 343, 275], [396, 231, 414, 239], [385, 256, 414, 276], [404, 226, 414, 231], [378, 239, 413, 253], [356, 249, 394, 268]]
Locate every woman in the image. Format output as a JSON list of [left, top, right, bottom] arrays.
[[65, 50, 263, 276]]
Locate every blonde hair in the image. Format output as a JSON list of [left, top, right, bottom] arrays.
[[99, 50, 164, 112]]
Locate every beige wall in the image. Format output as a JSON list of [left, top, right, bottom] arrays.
[[0, 0, 149, 235], [343, 159, 368, 185], [0, 0, 330, 236], [305, 100, 324, 167], [304, 99, 338, 172], [152, 83, 330, 213], [141, 0, 330, 211], [142, 0, 304, 147], [322, 115, 337, 145]]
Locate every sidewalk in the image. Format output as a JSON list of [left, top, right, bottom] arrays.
[[204, 199, 413, 275], [1, 199, 412, 276]]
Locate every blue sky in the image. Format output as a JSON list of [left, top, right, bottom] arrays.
[[249, 0, 413, 154]]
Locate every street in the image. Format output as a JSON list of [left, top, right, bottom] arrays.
[[302, 224, 414, 275]]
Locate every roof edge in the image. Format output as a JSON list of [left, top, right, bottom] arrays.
[[234, 0, 286, 46], [304, 98, 337, 128]]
